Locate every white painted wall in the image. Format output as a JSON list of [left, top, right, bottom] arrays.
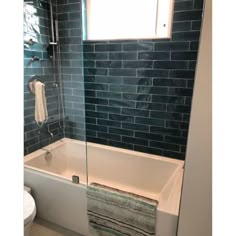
[[177, 0, 212, 235]]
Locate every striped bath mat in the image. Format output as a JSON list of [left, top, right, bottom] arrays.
[[87, 183, 157, 236]]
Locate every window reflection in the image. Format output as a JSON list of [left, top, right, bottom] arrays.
[[24, 2, 40, 47]]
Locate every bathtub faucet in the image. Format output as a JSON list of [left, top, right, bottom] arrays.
[[48, 131, 53, 138], [47, 126, 54, 138]]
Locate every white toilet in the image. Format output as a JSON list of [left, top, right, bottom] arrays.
[[24, 187, 36, 236]]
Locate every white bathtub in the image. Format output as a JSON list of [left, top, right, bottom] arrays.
[[24, 138, 184, 236]]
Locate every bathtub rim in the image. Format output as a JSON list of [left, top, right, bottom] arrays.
[[24, 138, 184, 215]]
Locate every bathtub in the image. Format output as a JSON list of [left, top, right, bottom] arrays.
[[24, 138, 184, 236]]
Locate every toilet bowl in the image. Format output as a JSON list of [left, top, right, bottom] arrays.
[[24, 190, 36, 236]]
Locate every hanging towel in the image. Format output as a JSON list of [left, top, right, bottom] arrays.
[[87, 183, 157, 236], [34, 81, 48, 125]]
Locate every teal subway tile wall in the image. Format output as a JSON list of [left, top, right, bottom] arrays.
[[24, 0, 64, 154], [24, 0, 204, 160], [83, 0, 204, 160]]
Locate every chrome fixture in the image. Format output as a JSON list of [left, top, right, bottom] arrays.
[[47, 126, 54, 138]]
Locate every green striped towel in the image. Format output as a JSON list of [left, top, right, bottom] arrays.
[[87, 183, 157, 236]]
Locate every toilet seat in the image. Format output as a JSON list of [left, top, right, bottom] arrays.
[[24, 190, 36, 226]]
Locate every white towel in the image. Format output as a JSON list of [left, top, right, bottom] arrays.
[[34, 81, 48, 125]]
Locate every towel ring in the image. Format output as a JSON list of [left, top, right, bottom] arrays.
[[28, 75, 44, 94]]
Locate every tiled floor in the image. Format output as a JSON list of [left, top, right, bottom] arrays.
[[30, 218, 84, 236]]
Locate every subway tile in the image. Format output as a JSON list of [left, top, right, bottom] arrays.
[[185, 96, 193, 105], [97, 132, 121, 142], [122, 122, 149, 132], [60, 36, 81, 45], [135, 131, 164, 142], [181, 145, 187, 153], [149, 140, 180, 152], [151, 107, 183, 119], [86, 130, 97, 137], [172, 31, 200, 41], [123, 61, 153, 69], [68, 12, 81, 20], [137, 69, 168, 78], [153, 61, 188, 69], [97, 105, 121, 114], [122, 136, 148, 146], [58, 20, 81, 30], [165, 135, 187, 145], [109, 99, 136, 108], [169, 70, 195, 78], [86, 111, 108, 119], [122, 93, 152, 102], [94, 76, 122, 84], [190, 41, 199, 50], [70, 29, 82, 37], [153, 78, 186, 87], [168, 88, 193, 96], [174, 1, 193, 11], [72, 102, 85, 110], [87, 124, 108, 133], [122, 108, 150, 117], [87, 136, 108, 145], [109, 84, 137, 93], [193, 0, 204, 9], [109, 114, 134, 123], [84, 68, 108, 76], [108, 140, 134, 150], [192, 20, 202, 30], [154, 42, 189, 51], [166, 120, 189, 129], [109, 52, 137, 60], [171, 51, 198, 60], [109, 68, 136, 77], [183, 114, 190, 122], [84, 60, 95, 68], [150, 126, 182, 136], [97, 119, 121, 128], [135, 117, 165, 127], [138, 52, 170, 60], [70, 44, 83, 52], [137, 86, 168, 95], [57, 3, 80, 13], [167, 104, 191, 113], [95, 44, 122, 52], [136, 102, 167, 111], [174, 10, 202, 21], [109, 127, 134, 137], [96, 91, 121, 99], [85, 104, 96, 111], [60, 52, 83, 60], [68, 0, 81, 4], [63, 67, 82, 74], [96, 61, 122, 68], [57, 13, 69, 21], [86, 97, 108, 105], [187, 79, 194, 88], [84, 52, 108, 60], [123, 42, 154, 51], [152, 95, 185, 104], [83, 44, 95, 52], [85, 117, 96, 124], [172, 21, 191, 32], [122, 77, 152, 86], [85, 83, 108, 91]]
